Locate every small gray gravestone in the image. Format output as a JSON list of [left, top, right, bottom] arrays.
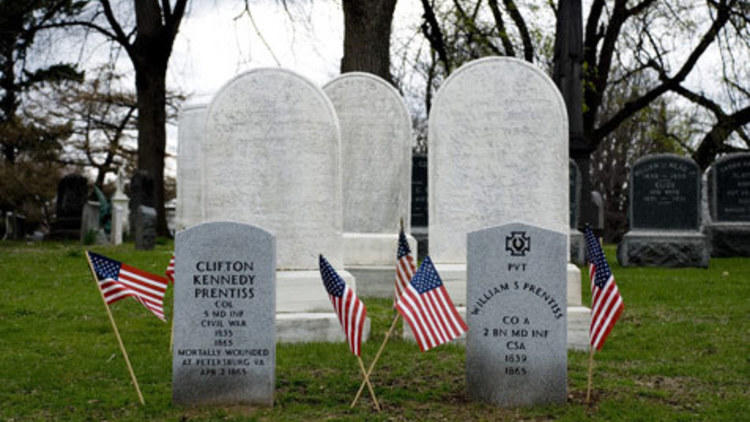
[[467, 222, 567, 407], [617, 154, 708, 267], [173, 222, 276, 406], [569, 160, 585, 265], [134, 205, 156, 250], [706, 153, 750, 257]]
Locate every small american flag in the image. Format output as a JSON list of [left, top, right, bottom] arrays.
[[396, 256, 467, 352], [165, 254, 175, 283], [584, 227, 624, 350], [394, 229, 416, 304], [319, 255, 367, 356], [88, 251, 169, 321]]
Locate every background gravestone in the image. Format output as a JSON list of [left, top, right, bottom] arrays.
[[428, 57, 569, 306], [411, 153, 428, 260], [201, 68, 367, 343], [134, 205, 156, 250], [129, 170, 154, 234], [173, 222, 275, 406], [569, 160, 585, 265], [467, 223, 567, 406], [323, 72, 415, 297], [706, 153, 750, 257], [176, 101, 208, 231], [617, 154, 708, 267], [49, 174, 88, 239]]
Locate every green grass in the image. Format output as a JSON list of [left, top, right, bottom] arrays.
[[1, 241, 748, 421]]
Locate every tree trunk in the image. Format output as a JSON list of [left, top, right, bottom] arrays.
[[341, 0, 398, 82], [134, 57, 168, 236]]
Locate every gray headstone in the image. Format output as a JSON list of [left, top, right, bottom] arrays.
[[706, 153, 750, 257], [173, 222, 276, 407], [591, 191, 604, 231], [467, 223, 567, 407], [429, 57, 568, 265], [323, 72, 412, 234], [629, 154, 701, 230], [176, 101, 208, 231], [709, 153, 750, 222], [203, 68, 343, 269], [134, 205, 156, 250], [618, 154, 708, 267]]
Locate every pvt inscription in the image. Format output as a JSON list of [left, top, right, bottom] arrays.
[[173, 222, 276, 406], [467, 223, 567, 406]]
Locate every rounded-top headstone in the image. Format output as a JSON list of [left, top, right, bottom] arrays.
[[629, 154, 701, 230], [176, 100, 208, 231], [203, 68, 343, 269], [323, 72, 412, 233], [708, 152, 750, 222], [429, 57, 568, 263]]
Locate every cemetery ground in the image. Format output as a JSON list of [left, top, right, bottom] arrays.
[[1, 241, 748, 421]]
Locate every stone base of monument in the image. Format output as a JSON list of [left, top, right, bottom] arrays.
[[276, 313, 371, 343], [275, 269, 371, 343], [434, 263, 584, 307], [342, 232, 417, 298], [569, 230, 586, 266], [401, 306, 590, 351], [617, 230, 709, 268], [706, 223, 750, 257]]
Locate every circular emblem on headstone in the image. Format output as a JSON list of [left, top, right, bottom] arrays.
[[505, 231, 530, 256]]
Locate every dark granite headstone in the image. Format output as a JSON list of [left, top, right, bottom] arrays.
[[706, 153, 750, 257], [134, 205, 156, 250], [129, 170, 155, 233], [569, 160, 580, 229], [50, 174, 88, 239], [411, 154, 428, 227], [629, 154, 700, 230], [467, 223, 567, 407], [710, 153, 750, 222], [618, 154, 708, 267], [173, 222, 276, 407]]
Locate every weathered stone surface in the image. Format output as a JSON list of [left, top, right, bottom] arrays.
[[617, 230, 709, 267], [569, 230, 585, 266], [706, 153, 750, 257], [173, 222, 275, 407], [466, 223, 567, 407], [134, 205, 156, 250], [203, 68, 343, 270], [323, 72, 411, 234], [176, 101, 208, 231], [429, 57, 569, 266]]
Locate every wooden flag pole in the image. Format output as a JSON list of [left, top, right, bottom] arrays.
[[351, 313, 400, 407], [85, 251, 145, 406], [585, 346, 595, 404], [356, 355, 381, 411]]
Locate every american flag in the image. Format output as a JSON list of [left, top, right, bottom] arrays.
[[584, 227, 624, 350], [394, 229, 416, 304], [88, 251, 169, 321], [395, 256, 467, 352], [319, 255, 367, 356], [165, 254, 175, 283]]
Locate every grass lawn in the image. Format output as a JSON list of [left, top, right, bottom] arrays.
[[0, 240, 748, 421]]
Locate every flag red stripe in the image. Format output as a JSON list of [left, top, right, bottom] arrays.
[[396, 292, 431, 351], [412, 287, 446, 346], [423, 290, 452, 341]]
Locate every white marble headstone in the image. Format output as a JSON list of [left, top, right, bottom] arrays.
[[323, 72, 412, 234], [203, 68, 344, 270], [429, 57, 569, 265], [176, 101, 208, 231]]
